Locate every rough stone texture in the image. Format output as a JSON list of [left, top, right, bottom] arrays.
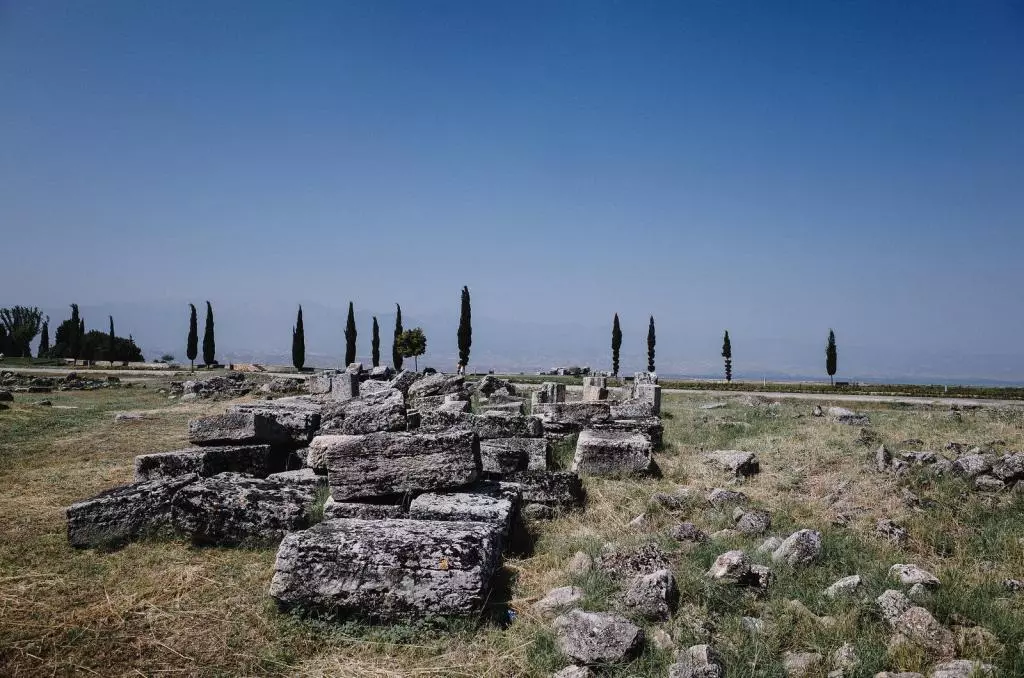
[[322, 496, 405, 520], [171, 472, 319, 545], [783, 652, 823, 678], [669, 644, 725, 678], [532, 586, 583, 616], [387, 370, 418, 395], [824, 575, 862, 598], [309, 370, 359, 401], [320, 389, 407, 435], [134, 444, 276, 482], [533, 402, 612, 436], [67, 475, 198, 548], [608, 399, 655, 419], [436, 399, 471, 414], [267, 468, 328, 489], [623, 568, 678, 620], [229, 399, 322, 445], [951, 454, 993, 478], [269, 518, 502, 619], [928, 660, 995, 678], [590, 417, 664, 448], [827, 406, 870, 425], [707, 550, 750, 583], [756, 536, 783, 554], [597, 543, 670, 581], [876, 445, 893, 472], [707, 488, 748, 508], [409, 491, 514, 542], [892, 606, 955, 657], [187, 411, 294, 446], [735, 509, 772, 535], [992, 452, 1024, 481], [581, 376, 609, 402], [476, 375, 516, 397], [532, 382, 566, 405], [877, 589, 913, 625], [552, 667, 594, 678], [321, 431, 480, 500], [480, 437, 550, 475], [504, 470, 585, 511], [830, 642, 859, 676], [407, 372, 465, 399], [874, 673, 925, 678], [572, 429, 654, 476], [420, 410, 544, 439], [669, 522, 711, 544], [551, 610, 644, 665], [876, 519, 909, 545], [633, 383, 661, 415], [704, 450, 760, 477], [974, 475, 1005, 492], [889, 564, 940, 589], [772, 529, 823, 567], [567, 551, 593, 574], [477, 401, 526, 415], [368, 365, 393, 380]]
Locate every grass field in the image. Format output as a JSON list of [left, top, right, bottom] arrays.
[[1, 387, 1022, 676]]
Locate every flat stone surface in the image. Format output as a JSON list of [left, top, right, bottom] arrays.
[[551, 610, 644, 665], [503, 470, 585, 510], [268, 518, 503, 619], [67, 475, 198, 548], [134, 445, 276, 482], [419, 410, 544, 439], [319, 389, 407, 435], [532, 586, 584, 615], [572, 428, 654, 476], [187, 411, 294, 446], [409, 491, 514, 542], [322, 496, 405, 520], [479, 437, 549, 475], [229, 399, 322, 445]]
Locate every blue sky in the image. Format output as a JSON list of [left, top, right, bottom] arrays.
[[2, 2, 1023, 380]]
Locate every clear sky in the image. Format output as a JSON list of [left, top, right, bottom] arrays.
[[2, 2, 1023, 380]]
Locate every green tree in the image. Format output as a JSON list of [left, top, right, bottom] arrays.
[[186, 303, 198, 371], [392, 303, 404, 371], [79, 318, 92, 361], [202, 301, 216, 366], [344, 301, 357, 366], [0, 306, 45, 358], [81, 330, 143, 363], [0, 325, 10, 356], [826, 329, 838, 386], [396, 327, 427, 372], [53, 304, 81, 360], [292, 305, 305, 371], [646, 315, 656, 372], [457, 286, 472, 371], [722, 330, 732, 382], [107, 316, 116, 363], [611, 313, 622, 376], [37, 318, 49, 357], [371, 316, 380, 367]]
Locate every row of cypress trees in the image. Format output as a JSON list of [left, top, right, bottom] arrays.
[[185, 302, 216, 370], [610, 314, 658, 376]]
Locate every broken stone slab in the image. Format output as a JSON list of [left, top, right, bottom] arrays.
[[551, 610, 644, 665], [633, 383, 661, 415], [531, 382, 566, 405], [171, 472, 320, 546], [476, 375, 516, 397], [268, 518, 503, 619], [533, 401, 612, 435], [309, 370, 360, 400], [503, 470, 584, 514], [267, 468, 327, 488], [228, 399, 322, 445], [134, 445, 277, 482], [589, 417, 664, 447], [623, 568, 678, 621], [419, 410, 544, 439], [477, 401, 526, 415], [322, 496, 405, 520], [951, 454, 994, 478], [826, 406, 870, 425], [479, 437, 550, 475], [66, 474, 199, 548], [608, 399, 655, 419], [407, 372, 465, 399], [319, 388, 407, 435], [409, 491, 514, 544], [992, 452, 1024, 481], [321, 430, 480, 500], [436, 399, 470, 414], [572, 429, 654, 476], [187, 411, 295, 447], [704, 450, 760, 477], [386, 370, 418, 394]]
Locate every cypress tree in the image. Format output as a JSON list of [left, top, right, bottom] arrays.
[[371, 316, 380, 367], [292, 305, 305, 371], [826, 329, 838, 386], [38, 318, 49, 357], [79, 318, 87, 361], [108, 316, 116, 363], [344, 301, 357, 366], [393, 303, 404, 371], [722, 330, 732, 382], [69, 304, 81, 359], [186, 304, 198, 371], [202, 301, 216, 366], [457, 286, 472, 371], [646, 315, 656, 372], [611, 313, 622, 376]]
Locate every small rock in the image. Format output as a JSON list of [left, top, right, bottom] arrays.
[[741, 617, 765, 634], [669, 644, 725, 678], [830, 642, 859, 675], [756, 536, 783, 554], [114, 412, 146, 422], [876, 519, 909, 545], [1002, 578, 1023, 591], [623, 569, 678, 621], [953, 625, 1003, 657], [735, 509, 772, 535], [704, 450, 760, 477], [783, 651, 823, 677], [649, 628, 674, 651], [552, 666, 595, 678], [566, 551, 593, 575], [892, 606, 955, 657], [551, 610, 644, 664], [890, 564, 940, 589], [669, 522, 710, 544], [907, 583, 931, 602], [707, 488, 748, 508], [827, 406, 869, 425], [876, 589, 912, 625], [533, 586, 584, 616], [951, 454, 993, 479], [824, 574, 862, 598], [706, 550, 750, 583], [928, 659, 995, 678], [772, 529, 822, 567], [876, 445, 892, 472], [651, 491, 686, 510], [974, 475, 1005, 492], [747, 564, 774, 590]]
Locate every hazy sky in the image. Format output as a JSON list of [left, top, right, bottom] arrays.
[[2, 2, 1023, 379]]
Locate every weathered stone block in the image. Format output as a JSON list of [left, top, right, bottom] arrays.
[[633, 384, 661, 415], [67, 475, 198, 548], [504, 470, 585, 512], [407, 372, 465, 399], [591, 418, 664, 447], [268, 518, 503, 619], [480, 437, 550, 474], [609, 399, 655, 419], [229, 399, 322, 445], [420, 410, 543, 439], [322, 496, 405, 520], [134, 444, 276, 482], [320, 389, 407, 435], [533, 402, 611, 436], [409, 492, 514, 542], [187, 412, 294, 446], [572, 429, 654, 476]]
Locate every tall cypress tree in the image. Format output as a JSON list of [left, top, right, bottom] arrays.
[[69, 304, 81, 360], [38, 318, 49, 357], [647, 316, 656, 372], [344, 301, 357, 366], [108, 316, 116, 363], [722, 330, 732, 382], [393, 303, 404, 371], [79, 318, 88, 361], [186, 304, 198, 371], [826, 329, 838, 386], [371, 316, 380, 367], [292, 305, 305, 371], [457, 286, 472, 371], [611, 313, 622, 376], [202, 301, 216, 366]]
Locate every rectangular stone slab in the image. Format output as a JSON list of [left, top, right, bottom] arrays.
[[229, 400, 322, 445], [321, 430, 480, 500], [479, 437, 550, 474], [268, 518, 503, 619], [187, 411, 294, 446], [409, 492, 514, 542], [134, 444, 275, 482], [419, 410, 544, 439], [572, 429, 654, 476]]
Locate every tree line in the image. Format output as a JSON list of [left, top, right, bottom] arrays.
[[0, 304, 142, 362]]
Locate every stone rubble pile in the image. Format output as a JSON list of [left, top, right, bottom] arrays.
[[875, 438, 1024, 493]]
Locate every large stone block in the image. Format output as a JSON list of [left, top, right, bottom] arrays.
[[572, 429, 654, 476], [322, 496, 406, 520], [480, 437, 550, 474], [171, 472, 320, 546], [321, 430, 480, 500], [407, 372, 465, 399], [320, 389, 407, 434], [590, 418, 663, 448], [609, 399, 655, 419], [533, 402, 612, 436], [409, 492, 514, 543], [532, 382, 566, 406], [229, 399, 322, 445], [478, 401, 526, 415], [582, 376, 609, 402], [134, 444, 276, 482], [187, 412, 294, 447], [268, 518, 503, 619], [67, 475, 198, 548], [633, 384, 661, 415], [504, 470, 585, 513], [309, 371, 360, 400], [420, 410, 544, 439]]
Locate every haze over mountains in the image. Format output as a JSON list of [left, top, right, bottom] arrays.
[[25, 299, 1024, 386]]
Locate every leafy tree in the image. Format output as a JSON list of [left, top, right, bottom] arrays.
[[457, 286, 472, 371], [81, 330, 143, 363], [647, 315, 656, 372], [37, 318, 49, 357], [344, 301, 357, 366], [0, 306, 45, 357], [396, 327, 427, 372], [393, 303, 404, 371], [611, 313, 622, 376], [371, 316, 380, 367], [292, 305, 305, 371], [202, 301, 216, 366], [159, 354, 175, 362], [186, 303, 198, 371], [722, 330, 732, 382], [826, 329, 838, 386]]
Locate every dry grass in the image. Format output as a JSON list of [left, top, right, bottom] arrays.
[[1, 389, 1023, 676]]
